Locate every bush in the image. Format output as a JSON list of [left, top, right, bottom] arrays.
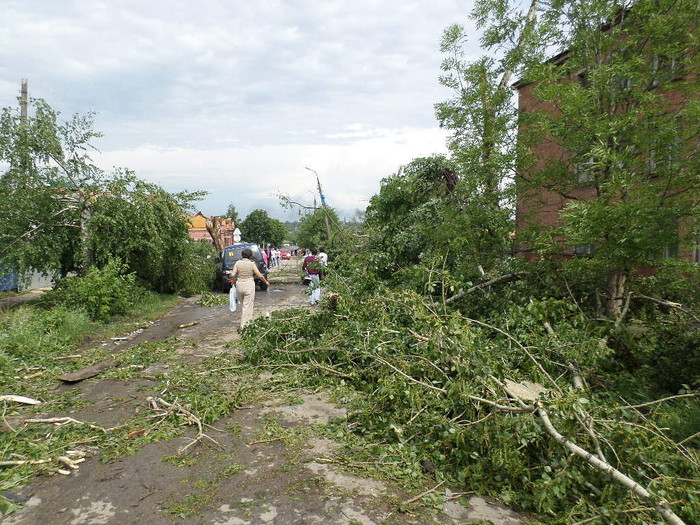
[[44, 259, 143, 321]]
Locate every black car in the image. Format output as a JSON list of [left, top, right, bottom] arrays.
[[220, 243, 269, 292]]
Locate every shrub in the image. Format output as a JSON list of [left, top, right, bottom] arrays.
[[45, 259, 143, 321]]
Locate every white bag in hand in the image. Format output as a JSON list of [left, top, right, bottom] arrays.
[[229, 285, 238, 312]]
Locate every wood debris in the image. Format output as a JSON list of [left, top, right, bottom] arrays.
[[51, 354, 82, 361], [0, 450, 86, 475], [57, 359, 119, 383], [146, 396, 222, 455], [23, 417, 108, 433], [0, 395, 42, 405]]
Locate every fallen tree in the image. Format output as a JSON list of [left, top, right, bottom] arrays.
[[240, 285, 700, 524]]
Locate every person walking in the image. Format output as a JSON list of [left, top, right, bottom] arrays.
[[302, 248, 322, 305], [230, 248, 270, 328]]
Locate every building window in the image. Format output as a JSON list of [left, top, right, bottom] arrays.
[[662, 243, 679, 259], [574, 157, 596, 184], [613, 74, 632, 91], [645, 216, 680, 261], [650, 54, 685, 87], [648, 133, 682, 176], [573, 244, 595, 256]]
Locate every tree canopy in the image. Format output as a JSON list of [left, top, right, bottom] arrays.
[[224, 203, 240, 225], [517, 0, 699, 262], [435, 0, 700, 316], [295, 207, 341, 251], [240, 209, 286, 246]]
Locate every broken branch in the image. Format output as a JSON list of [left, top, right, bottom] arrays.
[[633, 295, 699, 322], [246, 437, 283, 445], [402, 481, 446, 506], [0, 395, 41, 405], [445, 272, 528, 304], [145, 396, 224, 455], [536, 402, 686, 525], [23, 417, 107, 433]]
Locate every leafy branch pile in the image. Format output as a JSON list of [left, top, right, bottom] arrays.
[[240, 258, 700, 524]]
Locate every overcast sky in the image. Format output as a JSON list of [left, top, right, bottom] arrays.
[[1, 0, 481, 221]]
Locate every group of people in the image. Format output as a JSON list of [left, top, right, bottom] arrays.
[[229, 246, 329, 329], [264, 247, 282, 268]]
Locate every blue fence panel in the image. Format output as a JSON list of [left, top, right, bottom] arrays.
[[0, 267, 19, 292]]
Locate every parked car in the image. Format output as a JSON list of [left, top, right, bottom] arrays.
[[220, 242, 268, 292], [280, 249, 291, 260]]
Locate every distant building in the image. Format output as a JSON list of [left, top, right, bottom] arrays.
[[187, 212, 236, 247]]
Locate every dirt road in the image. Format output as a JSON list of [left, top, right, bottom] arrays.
[[2, 269, 530, 525]]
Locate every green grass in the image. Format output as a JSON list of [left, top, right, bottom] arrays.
[[0, 289, 31, 301]]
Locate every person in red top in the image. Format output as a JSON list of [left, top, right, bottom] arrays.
[[302, 248, 322, 305]]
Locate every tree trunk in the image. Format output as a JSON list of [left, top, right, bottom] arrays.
[[206, 216, 224, 254], [606, 269, 628, 319], [78, 193, 93, 274]]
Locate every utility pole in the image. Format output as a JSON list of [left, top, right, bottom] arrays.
[[305, 167, 331, 241]]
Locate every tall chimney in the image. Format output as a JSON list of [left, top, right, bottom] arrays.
[[20, 78, 28, 120]]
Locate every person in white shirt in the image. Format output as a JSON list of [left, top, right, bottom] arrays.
[[317, 247, 328, 267], [317, 247, 328, 283], [273, 248, 280, 267]]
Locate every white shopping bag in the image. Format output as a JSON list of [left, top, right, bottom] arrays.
[[229, 285, 237, 312]]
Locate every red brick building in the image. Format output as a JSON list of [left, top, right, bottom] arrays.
[[513, 26, 699, 264]]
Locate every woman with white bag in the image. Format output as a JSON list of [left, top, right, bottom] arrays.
[[230, 248, 270, 328]]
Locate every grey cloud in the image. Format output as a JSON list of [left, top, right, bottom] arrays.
[[2, 0, 478, 216]]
